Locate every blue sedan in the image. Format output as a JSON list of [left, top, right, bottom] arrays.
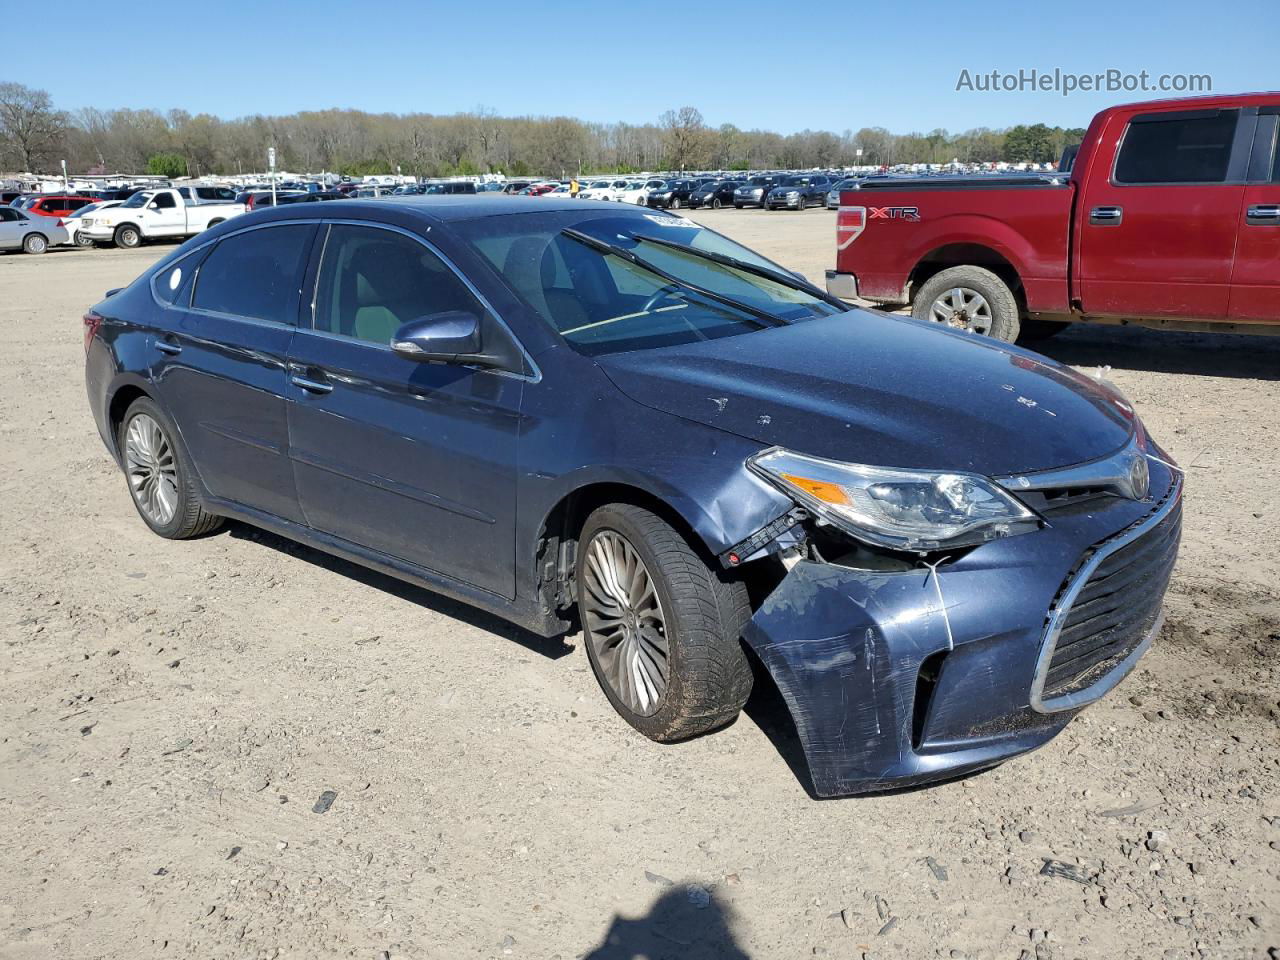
[[83, 197, 1181, 796]]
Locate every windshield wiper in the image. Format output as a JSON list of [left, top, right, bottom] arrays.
[[632, 233, 848, 310], [560, 228, 787, 327]]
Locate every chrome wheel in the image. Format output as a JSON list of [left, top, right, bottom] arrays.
[[582, 530, 670, 716], [929, 286, 993, 335], [125, 413, 179, 525]]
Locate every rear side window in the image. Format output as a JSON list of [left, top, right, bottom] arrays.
[[192, 225, 314, 322], [313, 224, 484, 345], [1114, 110, 1238, 184]]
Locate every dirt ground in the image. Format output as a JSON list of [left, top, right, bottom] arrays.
[[1, 209, 1277, 960]]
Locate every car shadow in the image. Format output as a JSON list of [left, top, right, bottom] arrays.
[[582, 886, 751, 959], [1029, 324, 1280, 381], [223, 520, 575, 661]]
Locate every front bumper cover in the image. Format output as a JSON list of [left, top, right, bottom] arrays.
[[740, 460, 1181, 797]]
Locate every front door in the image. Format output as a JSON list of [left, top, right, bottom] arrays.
[[146, 191, 187, 236], [155, 222, 316, 524], [1230, 107, 1280, 323], [286, 223, 522, 598], [1078, 107, 1244, 320]]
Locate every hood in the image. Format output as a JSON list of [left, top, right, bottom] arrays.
[[597, 310, 1134, 477]]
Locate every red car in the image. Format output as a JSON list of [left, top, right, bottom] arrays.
[[25, 195, 103, 219], [826, 92, 1280, 341]]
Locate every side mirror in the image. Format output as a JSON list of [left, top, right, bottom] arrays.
[[391, 311, 483, 363]]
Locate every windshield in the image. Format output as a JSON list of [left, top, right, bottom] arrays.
[[455, 211, 843, 357], [121, 192, 153, 208]]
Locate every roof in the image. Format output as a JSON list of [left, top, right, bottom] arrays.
[[347, 194, 616, 221]]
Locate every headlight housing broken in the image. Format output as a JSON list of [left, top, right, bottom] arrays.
[[749, 447, 1039, 552]]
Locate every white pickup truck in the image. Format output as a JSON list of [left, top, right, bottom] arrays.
[[79, 188, 245, 248]]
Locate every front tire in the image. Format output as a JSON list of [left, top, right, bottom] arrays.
[[669, 196, 680, 209], [114, 225, 141, 249], [577, 503, 753, 742], [912, 265, 1021, 341], [119, 398, 223, 540]]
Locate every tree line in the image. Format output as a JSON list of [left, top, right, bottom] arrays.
[[0, 82, 1086, 179]]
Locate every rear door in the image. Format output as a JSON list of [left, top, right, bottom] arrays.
[[286, 222, 522, 598], [1078, 107, 1247, 319], [0, 207, 22, 248], [1230, 107, 1280, 322], [155, 222, 317, 523]]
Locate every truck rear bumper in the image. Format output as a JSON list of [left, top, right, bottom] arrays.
[[825, 270, 859, 301]]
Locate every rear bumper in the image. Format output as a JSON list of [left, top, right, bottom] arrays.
[[741, 464, 1181, 797], [825, 270, 859, 300]]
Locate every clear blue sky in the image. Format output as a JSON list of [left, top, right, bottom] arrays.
[[15, 0, 1278, 134]]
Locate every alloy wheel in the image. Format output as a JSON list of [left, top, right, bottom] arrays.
[[582, 529, 670, 716], [929, 286, 993, 335], [124, 413, 179, 525]]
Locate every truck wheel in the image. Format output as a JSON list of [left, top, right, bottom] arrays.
[[1018, 319, 1072, 342], [118, 397, 224, 540], [22, 233, 48, 254], [913, 266, 1020, 341], [114, 225, 141, 249], [577, 503, 753, 742]]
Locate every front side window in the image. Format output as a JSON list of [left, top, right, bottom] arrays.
[[153, 192, 177, 209], [313, 224, 485, 346], [1114, 110, 1238, 184], [192, 225, 314, 322], [458, 212, 843, 357]]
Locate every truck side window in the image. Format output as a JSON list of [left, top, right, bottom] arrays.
[[1114, 110, 1238, 185], [153, 192, 177, 209]]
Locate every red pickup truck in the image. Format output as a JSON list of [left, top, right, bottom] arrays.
[[826, 92, 1280, 342]]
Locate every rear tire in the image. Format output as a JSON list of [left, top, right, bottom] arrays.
[[114, 225, 141, 249], [734, 203, 743, 209], [577, 503, 753, 742], [22, 233, 48, 254], [912, 265, 1021, 342], [118, 397, 224, 540]]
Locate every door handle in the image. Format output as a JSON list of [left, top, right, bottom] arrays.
[[1089, 206, 1123, 226], [1246, 204, 1280, 226], [155, 340, 181, 356], [290, 374, 334, 395]]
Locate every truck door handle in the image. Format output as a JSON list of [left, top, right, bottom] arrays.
[[1089, 206, 1123, 226], [290, 374, 334, 395], [1246, 204, 1280, 225], [155, 340, 182, 356]]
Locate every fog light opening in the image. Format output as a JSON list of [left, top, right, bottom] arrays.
[[912, 651, 948, 750]]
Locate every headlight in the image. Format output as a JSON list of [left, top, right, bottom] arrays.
[[749, 447, 1038, 551]]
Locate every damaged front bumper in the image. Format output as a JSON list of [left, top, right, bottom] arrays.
[[741, 460, 1182, 798]]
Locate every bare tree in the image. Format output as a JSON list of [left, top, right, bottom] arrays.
[[0, 82, 67, 172], [660, 106, 707, 172]]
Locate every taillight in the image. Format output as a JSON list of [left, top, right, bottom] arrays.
[[83, 311, 104, 354], [246, 195, 255, 210], [836, 205, 866, 250]]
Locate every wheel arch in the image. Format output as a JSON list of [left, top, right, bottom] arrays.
[[908, 242, 1027, 314], [531, 478, 744, 618], [106, 380, 155, 458]]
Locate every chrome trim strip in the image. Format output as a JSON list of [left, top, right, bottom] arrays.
[[1029, 475, 1182, 714], [997, 431, 1150, 501]]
